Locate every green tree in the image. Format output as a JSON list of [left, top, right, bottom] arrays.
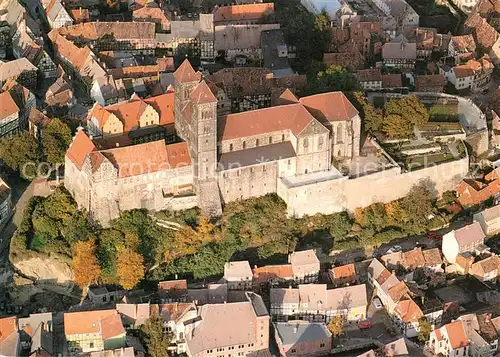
[[42, 118, 72, 166], [308, 65, 360, 94], [140, 314, 170, 357], [382, 114, 412, 138], [364, 103, 384, 133], [384, 95, 429, 138], [329, 212, 352, 240], [0, 133, 41, 179], [418, 317, 432, 342]]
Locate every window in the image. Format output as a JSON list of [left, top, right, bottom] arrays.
[[337, 124, 343, 143], [230, 143, 233, 151], [318, 136, 323, 149], [320, 343, 325, 348], [269, 136, 273, 144], [256, 139, 260, 147], [291, 349, 296, 353], [282, 134, 285, 142], [243, 141, 246, 149], [90, 343, 94, 349], [303, 138, 308, 147]]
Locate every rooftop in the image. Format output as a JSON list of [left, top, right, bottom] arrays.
[[224, 261, 253, 280], [274, 322, 331, 345], [214, 3, 274, 23]]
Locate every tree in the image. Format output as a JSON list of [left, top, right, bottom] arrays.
[[73, 239, 101, 287], [382, 114, 412, 138], [140, 314, 170, 357], [418, 317, 432, 342], [117, 248, 145, 289], [364, 103, 384, 133], [327, 315, 345, 337], [329, 212, 352, 240], [42, 118, 72, 166], [0, 133, 41, 179], [308, 65, 360, 94]]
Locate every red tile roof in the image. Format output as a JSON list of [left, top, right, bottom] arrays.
[[415, 75, 445, 91], [299, 92, 359, 123], [190, 81, 217, 104], [173, 59, 201, 83], [0, 91, 19, 120], [214, 3, 274, 23], [0, 317, 17, 344], [158, 280, 188, 291], [253, 264, 293, 284], [394, 299, 423, 323], [446, 321, 468, 349], [64, 309, 124, 337], [66, 130, 96, 170], [221, 103, 314, 140]]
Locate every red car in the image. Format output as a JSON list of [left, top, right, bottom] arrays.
[[426, 231, 442, 240], [358, 320, 373, 329]]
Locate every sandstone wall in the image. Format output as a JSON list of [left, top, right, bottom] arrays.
[[280, 157, 469, 217]]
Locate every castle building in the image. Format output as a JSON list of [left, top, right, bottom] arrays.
[[64, 59, 466, 225]]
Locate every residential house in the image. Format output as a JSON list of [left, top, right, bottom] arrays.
[[57, 22, 156, 54], [17, 313, 53, 356], [456, 174, 500, 207], [270, 284, 368, 322], [470, 255, 500, 282], [382, 38, 417, 70], [415, 75, 445, 92], [186, 283, 229, 305], [48, 30, 106, 90], [0, 90, 20, 138], [329, 263, 357, 286], [273, 321, 332, 356], [422, 248, 444, 273], [158, 280, 188, 302], [368, 0, 419, 34], [441, 57, 494, 92], [88, 286, 127, 304], [0, 316, 19, 357], [410, 27, 440, 59], [428, 320, 469, 357], [206, 67, 306, 114], [348, 22, 384, 57], [461, 313, 500, 357], [44, 0, 73, 29], [0, 178, 12, 229], [214, 3, 274, 25], [474, 204, 500, 235], [382, 74, 403, 88], [214, 22, 280, 63], [455, 252, 475, 275], [253, 264, 294, 286], [115, 303, 151, 329], [155, 14, 214, 61], [448, 34, 476, 62], [288, 249, 320, 283], [90, 75, 122, 106], [132, 7, 170, 32], [367, 259, 424, 337], [323, 46, 365, 71], [442, 222, 486, 263], [44, 69, 74, 109], [261, 29, 294, 78], [465, 12, 500, 64], [70, 8, 90, 23], [0, 58, 37, 90], [224, 260, 253, 290], [185, 292, 270, 356], [2, 79, 36, 133], [357, 338, 409, 357], [381, 248, 442, 273], [357, 68, 383, 90], [64, 309, 126, 354], [28, 107, 51, 141]]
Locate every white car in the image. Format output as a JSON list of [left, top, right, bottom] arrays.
[[386, 245, 402, 254], [373, 297, 383, 310]]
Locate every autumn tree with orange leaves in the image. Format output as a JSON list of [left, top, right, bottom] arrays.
[[117, 248, 145, 289], [73, 239, 101, 287]]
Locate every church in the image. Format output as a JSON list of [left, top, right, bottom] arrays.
[[64, 59, 362, 224]]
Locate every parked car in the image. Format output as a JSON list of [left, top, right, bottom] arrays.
[[373, 297, 383, 310], [358, 320, 373, 329], [386, 245, 402, 254], [426, 231, 442, 240]]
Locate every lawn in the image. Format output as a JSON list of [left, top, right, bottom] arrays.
[[429, 103, 459, 122]]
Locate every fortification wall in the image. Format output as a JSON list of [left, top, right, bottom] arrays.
[[280, 157, 469, 217]]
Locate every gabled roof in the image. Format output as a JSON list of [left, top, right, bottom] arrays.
[[0, 58, 37, 81], [173, 59, 201, 83], [446, 321, 469, 349], [331, 264, 356, 280], [299, 92, 359, 123], [253, 264, 293, 284], [224, 261, 253, 280], [66, 130, 96, 170], [452, 222, 485, 248], [64, 309, 124, 338], [415, 75, 445, 90], [278, 88, 299, 105], [220, 103, 317, 140], [57, 22, 156, 41], [214, 3, 274, 23], [394, 299, 423, 323], [451, 34, 477, 52], [422, 248, 442, 266], [0, 91, 19, 120], [190, 81, 217, 104], [358, 68, 382, 82]]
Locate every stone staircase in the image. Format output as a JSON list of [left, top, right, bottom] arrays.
[[198, 179, 223, 218]]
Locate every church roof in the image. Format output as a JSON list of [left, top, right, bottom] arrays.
[[173, 59, 201, 83], [190, 81, 217, 104]]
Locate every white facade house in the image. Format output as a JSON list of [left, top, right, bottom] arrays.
[[442, 222, 485, 263], [474, 205, 500, 236], [428, 321, 470, 357], [289, 249, 321, 283], [441, 66, 475, 91], [0, 178, 12, 230], [45, 0, 73, 29], [223, 261, 253, 290]]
